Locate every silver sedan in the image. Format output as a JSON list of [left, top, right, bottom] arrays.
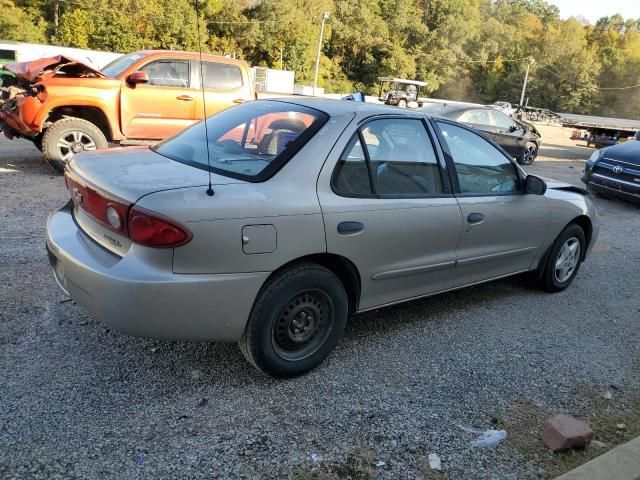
[[46, 99, 599, 377]]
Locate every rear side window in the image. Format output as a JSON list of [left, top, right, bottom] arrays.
[[140, 60, 190, 87], [333, 118, 444, 197], [458, 109, 491, 126], [202, 62, 243, 90], [153, 100, 328, 182]]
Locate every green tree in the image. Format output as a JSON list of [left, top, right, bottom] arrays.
[[0, 0, 47, 43]]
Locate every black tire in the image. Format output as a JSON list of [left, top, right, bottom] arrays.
[[239, 263, 348, 378], [517, 142, 537, 165], [397, 99, 407, 108], [539, 224, 586, 293], [42, 117, 108, 173]]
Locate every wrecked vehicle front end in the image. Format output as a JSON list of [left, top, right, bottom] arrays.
[[0, 56, 105, 140]]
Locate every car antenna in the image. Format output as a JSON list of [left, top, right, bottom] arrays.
[[195, 0, 214, 196]]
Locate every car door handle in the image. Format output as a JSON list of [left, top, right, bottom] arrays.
[[232, 98, 245, 104], [337, 221, 364, 235], [467, 213, 485, 224], [176, 95, 194, 101]]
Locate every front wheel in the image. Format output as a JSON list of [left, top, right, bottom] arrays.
[[239, 263, 348, 378], [397, 99, 407, 108], [517, 142, 537, 165], [42, 117, 108, 172], [539, 224, 586, 292]]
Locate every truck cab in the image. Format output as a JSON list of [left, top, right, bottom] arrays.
[[0, 50, 254, 172]]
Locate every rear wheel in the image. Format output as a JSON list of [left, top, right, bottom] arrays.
[[517, 142, 537, 165], [42, 117, 108, 172], [539, 224, 586, 292], [397, 99, 407, 108], [239, 263, 348, 378]]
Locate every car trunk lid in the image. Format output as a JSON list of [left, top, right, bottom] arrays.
[[66, 146, 243, 255]]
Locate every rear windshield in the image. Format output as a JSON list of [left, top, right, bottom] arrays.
[[153, 100, 328, 182]]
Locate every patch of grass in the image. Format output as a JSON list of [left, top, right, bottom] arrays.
[[498, 387, 640, 478], [291, 442, 378, 480]]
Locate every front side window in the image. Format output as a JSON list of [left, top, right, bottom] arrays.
[[333, 118, 444, 197], [140, 60, 189, 87], [153, 100, 327, 181], [491, 111, 515, 130], [437, 122, 520, 195], [202, 62, 243, 90]]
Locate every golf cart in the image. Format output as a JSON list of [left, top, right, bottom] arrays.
[[378, 77, 428, 108]]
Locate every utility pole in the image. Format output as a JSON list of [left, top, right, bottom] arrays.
[[519, 56, 535, 106], [313, 12, 330, 97]]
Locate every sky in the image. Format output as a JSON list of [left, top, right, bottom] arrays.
[[547, 0, 639, 23]]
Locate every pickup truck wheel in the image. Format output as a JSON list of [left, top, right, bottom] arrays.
[[239, 263, 348, 378], [42, 118, 108, 172]]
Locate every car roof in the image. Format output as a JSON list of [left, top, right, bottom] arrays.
[[419, 101, 487, 116], [265, 97, 426, 118]]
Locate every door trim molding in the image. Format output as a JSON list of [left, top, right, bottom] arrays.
[[372, 260, 456, 280], [456, 246, 537, 266]]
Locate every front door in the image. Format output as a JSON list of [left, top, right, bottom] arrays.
[[120, 58, 197, 139], [433, 120, 549, 287], [318, 117, 463, 310], [488, 110, 526, 157]]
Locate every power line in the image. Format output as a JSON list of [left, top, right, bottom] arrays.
[[537, 65, 640, 90]]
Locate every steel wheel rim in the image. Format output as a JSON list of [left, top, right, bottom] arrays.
[[271, 289, 334, 361], [554, 237, 581, 283], [523, 145, 536, 164], [57, 131, 97, 162]]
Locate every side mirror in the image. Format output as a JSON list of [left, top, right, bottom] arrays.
[[509, 124, 519, 132], [126, 71, 149, 86], [524, 175, 547, 195]]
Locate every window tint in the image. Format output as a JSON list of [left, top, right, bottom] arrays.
[[491, 111, 514, 129], [437, 122, 520, 194], [458, 109, 491, 126], [332, 136, 372, 195], [202, 62, 243, 89], [362, 119, 443, 195], [140, 60, 189, 87]]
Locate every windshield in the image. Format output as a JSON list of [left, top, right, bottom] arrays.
[[101, 52, 146, 78], [153, 100, 329, 182]]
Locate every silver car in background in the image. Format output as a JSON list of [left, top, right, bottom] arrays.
[[46, 99, 599, 377]]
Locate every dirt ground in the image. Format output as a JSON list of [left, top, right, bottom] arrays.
[[534, 124, 594, 162]]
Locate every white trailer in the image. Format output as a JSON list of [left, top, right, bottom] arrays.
[[0, 40, 121, 69]]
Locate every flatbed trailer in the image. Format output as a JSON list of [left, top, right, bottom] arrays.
[[560, 113, 640, 148]]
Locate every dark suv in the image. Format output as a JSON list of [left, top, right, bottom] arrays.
[[582, 139, 640, 204]]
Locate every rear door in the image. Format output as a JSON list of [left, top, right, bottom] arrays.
[[433, 120, 549, 287], [120, 58, 197, 139], [317, 117, 463, 310], [193, 60, 252, 119]]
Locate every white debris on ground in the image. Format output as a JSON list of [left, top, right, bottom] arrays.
[[428, 453, 442, 470], [470, 429, 508, 448]]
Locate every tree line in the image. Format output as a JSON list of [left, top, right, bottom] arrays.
[[2, 0, 640, 118]]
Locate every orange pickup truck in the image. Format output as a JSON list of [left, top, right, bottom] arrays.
[[0, 50, 255, 171]]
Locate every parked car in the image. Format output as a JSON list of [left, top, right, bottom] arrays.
[[582, 138, 640, 204], [0, 50, 255, 171], [46, 99, 599, 377], [421, 102, 541, 165]]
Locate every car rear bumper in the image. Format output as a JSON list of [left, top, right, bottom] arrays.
[[46, 202, 269, 341], [583, 176, 640, 204]]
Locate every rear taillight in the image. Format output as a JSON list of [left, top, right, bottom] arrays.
[[127, 206, 192, 248], [65, 171, 131, 235]]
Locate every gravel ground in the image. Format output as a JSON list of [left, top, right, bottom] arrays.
[[1, 137, 639, 480]]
